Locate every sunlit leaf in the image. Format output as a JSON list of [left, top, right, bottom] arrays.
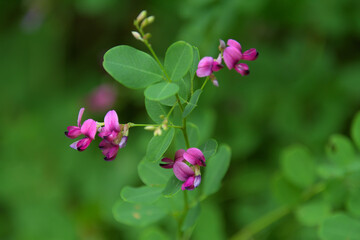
[[164, 41, 193, 81]]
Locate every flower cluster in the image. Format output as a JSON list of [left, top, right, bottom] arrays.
[[65, 108, 128, 161], [160, 148, 206, 190], [196, 39, 258, 86]]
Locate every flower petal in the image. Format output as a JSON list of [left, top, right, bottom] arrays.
[[196, 57, 214, 77], [181, 176, 195, 190], [173, 162, 194, 182], [212, 54, 224, 72], [234, 63, 250, 76], [77, 108, 85, 127], [119, 136, 128, 149], [99, 140, 119, 160], [175, 149, 186, 162], [75, 137, 92, 151], [194, 175, 201, 188], [104, 110, 121, 132], [242, 48, 258, 61], [183, 148, 206, 166], [227, 39, 242, 52], [65, 126, 81, 139], [80, 119, 97, 139], [223, 46, 242, 69]]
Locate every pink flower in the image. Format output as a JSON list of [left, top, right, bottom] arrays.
[[98, 110, 128, 161], [196, 54, 223, 78], [65, 108, 97, 151], [160, 148, 205, 190], [223, 39, 258, 76], [86, 84, 117, 113]]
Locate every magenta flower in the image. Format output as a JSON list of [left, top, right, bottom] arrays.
[[65, 108, 97, 151], [223, 39, 258, 76], [98, 110, 128, 161], [196, 54, 223, 78], [160, 148, 205, 190], [86, 84, 117, 113]]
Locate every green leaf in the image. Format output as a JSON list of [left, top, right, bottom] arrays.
[[190, 46, 200, 80], [322, 180, 347, 208], [182, 89, 202, 118], [164, 41, 193, 81], [200, 139, 218, 160], [176, 77, 190, 102], [182, 203, 201, 231], [280, 145, 316, 188], [326, 134, 356, 167], [138, 158, 172, 187], [175, 122, 200, 149], [351, 111, 360, 151], [346, 190, 360, 217], [317, 164, 345, 180], [319, 213, 360, 240], [144, 82, 179, 101], [145, 98, 170, 124], [162, 175, 182, 197], [296, 200, 331, 226], [140, 227, 169, 240], [202, 145, 231, 197], [103, 45, 163, 89], [113, 200, 167, 227], [271, 174, 303, 205], [121, 186, 163, 204], [146, 128, 175, 163]]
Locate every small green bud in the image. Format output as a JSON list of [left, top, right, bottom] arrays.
[[143, 33, 152, 41], [136, 10, 147, 22]]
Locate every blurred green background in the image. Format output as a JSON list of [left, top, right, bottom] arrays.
[[1, 0, 360, 239]]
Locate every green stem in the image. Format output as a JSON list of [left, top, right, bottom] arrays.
[[128, 123, 182, 129], [135, 24, 171, 82], [200, 76, 209, 90], [190, 77, 194, 96], [178, 191, 190, 240], [230, 206, 291, 240]]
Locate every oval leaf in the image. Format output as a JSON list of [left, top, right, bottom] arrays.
[[145, 82, 179, 101], [164, 41, 193, 81], [202, 145, 231, 197], [138, 158, 172, 187], [113, 200, 167, 227], [146, 128, 175, 162], [326, 134, 355, 167], [319, 213, 360, 240], [280, 145, 316, 188], [200, 139, 218, 159], [121, 186, 163, 204], [103, 45, 163, 89], [295, 200, 331, 227], [182, 203, 201, 231], [162, 175, 182, 197], [182, 89, 202, 118], [145, 98, 170, 124]]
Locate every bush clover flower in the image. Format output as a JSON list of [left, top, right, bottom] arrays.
[[160, 148, 205, 190], [223, 39, 258, 76], [65, 108, 97, 151], [98, 110, 129, 161], [196, 54, 223, 87]]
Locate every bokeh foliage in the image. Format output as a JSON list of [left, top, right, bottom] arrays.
[[1, 0, 360, 239]]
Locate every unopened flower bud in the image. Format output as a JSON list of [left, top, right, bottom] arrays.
[[162, 118, 168, 130], [136, 10, 147, 23], [154, 127, 162, 136], [131, 31, 142, 41], [219, 39, 226, 51], [143, 33, 151, 40], [144, 126, 156, 131], [210, 74, 219, 87], [140, 16, 155, 29]]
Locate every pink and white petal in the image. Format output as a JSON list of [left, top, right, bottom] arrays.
[[183, 148, 206, 166], [194, 175, 201, 188], [65, 126, 81, 139], [196, 57, 214, 77], [119, 136, 128, 149], [242, 48, 258, 61], [81, 119, 97, 139], [175, 149, 186, 162], [227, 39, 242, 52], [173, 162, 195, 182], [182, 176, 195, 190], [223, 46, 242, 69], [70, 140, 80, 150], [77, 108, 85, 127], [235, 63, 250, 76], [104, 110, 121, 132]]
